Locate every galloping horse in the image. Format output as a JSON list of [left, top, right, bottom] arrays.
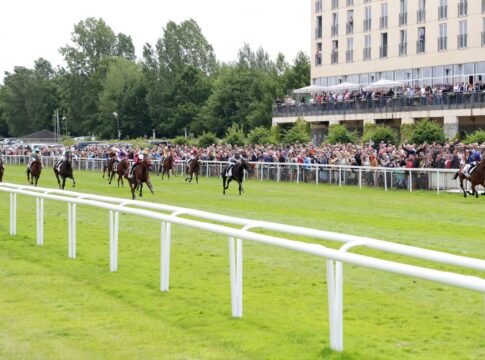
[[0, 157, 4, 182], [27, 154, 42, 186], [185, 155, 200, 183], [54, 154, 76, 190], [454, 160, 485, 198], [109, 158, 129, 187], [159, 155, 176, 179], [222, 159, 250, 195], [102, 151, 117, 178], [126, 157, 154, 200]]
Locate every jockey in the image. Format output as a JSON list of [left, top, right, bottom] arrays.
[[187, 149, 198, 165], [128, 149, 149, 178], [462, 149, 482, 178], [56, 147, 70, 172], [161, 144, 172, 163], [225, 152, 242, 177], [28, 147, 42, 170]]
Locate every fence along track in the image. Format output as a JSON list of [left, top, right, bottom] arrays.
[[0, 182, 484, 352]]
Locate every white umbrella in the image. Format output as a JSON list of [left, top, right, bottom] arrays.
[[293, 84, 328, 94], [327, 82, 361, 92], [363, 79, 405, 91]]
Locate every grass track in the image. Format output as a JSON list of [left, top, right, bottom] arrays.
[[0, 165, 485, 359]]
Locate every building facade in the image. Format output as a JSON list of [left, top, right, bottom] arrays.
[[273, 0, 485, 143]]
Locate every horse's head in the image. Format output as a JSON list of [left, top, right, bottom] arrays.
[[142, 157, 152, 168], [240, 158, 251, 171]]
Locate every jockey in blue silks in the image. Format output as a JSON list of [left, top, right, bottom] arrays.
[[462, 149, 482, 178]]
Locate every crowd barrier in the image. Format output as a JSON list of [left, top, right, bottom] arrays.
[[0, 155, 464, 193]]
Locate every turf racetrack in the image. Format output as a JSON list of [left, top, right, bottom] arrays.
[[1, 165, 485, 359]]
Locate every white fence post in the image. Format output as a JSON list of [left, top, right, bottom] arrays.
[[109, 210, 119, 272], [326, 260, 338, 351], [36, 198, 44, 246], [10, 193, 16, 236], [160, 221, 170, 292], [229, 237, 243, 318]]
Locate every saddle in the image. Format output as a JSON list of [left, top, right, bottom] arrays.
[[112, 160, 119, 171]]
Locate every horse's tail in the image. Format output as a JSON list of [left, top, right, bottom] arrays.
[[452, 171, 459, 180]]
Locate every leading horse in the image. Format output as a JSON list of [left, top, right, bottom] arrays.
[[109, 158, 129, 187], [54, 154, 76, 190], [222, 159, 250, 195], [0, 157, 4, 182], [126, 157, 154, 200], [185, 155, 200, 183], [454, 160, 485, 198], [27, 154, 42, 186]]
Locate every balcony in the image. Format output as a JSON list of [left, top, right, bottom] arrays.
[[416, 40, 425, 54], [458, 2, 467, 17], [458, 34, 467, 49], [331, 51, 339, 64], [399, 13, 407, 26], [363, 18, 371, 32], [331, 25, 338, 37], [379, 16, 388, 29], [417, 9, 426, 24], [346, 22, 354, 35], [438, 37, 447, 51], [315, 27, 322, 39], [398, 43, 407, 56], [379, 45, 388, 58], [315, 0, 322, 13], [438, 5, 447, 19], [363, 47, 371, 60], [345, 50, 353, 63]]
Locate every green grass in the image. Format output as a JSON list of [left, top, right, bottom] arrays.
[[1, 165, 485, 359]]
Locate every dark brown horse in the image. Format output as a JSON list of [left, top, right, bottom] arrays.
[[159, 155, 176, 179], [222, 159, 250, 195], [454, 160, 485, 198], [27, 154, 42, 186], [126, 157, 154, 200], [109, 158, 129, 187], [185, 156, 200, 183], [54, 154, 76, 190], [102, 152, 117, 178], [0, 157, 4, 182]]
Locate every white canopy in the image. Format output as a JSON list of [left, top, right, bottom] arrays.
[[363, 79, 405, 91], [293, 85, 328, 94], [327, 82, 361, 92]]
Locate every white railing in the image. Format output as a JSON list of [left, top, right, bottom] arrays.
[[0, 155, 464, 193], [1, 182, 485, 352]]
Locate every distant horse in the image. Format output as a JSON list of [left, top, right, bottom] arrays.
[[27, 154, 42, 186], [102, 152, 117, 178], [126, 157, 154, 200], [54, 154, 76, 190], [453, 160, 485, 198], [222, 159, 250, 195], [109, 158, 129, 187], [0, 157, 4, 182], [159, 155, 176, 179], [185, 156, 200, 183]]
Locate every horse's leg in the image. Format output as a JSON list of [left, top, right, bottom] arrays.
[[55, 172, 61, 189], [139, 183, 143, 198], [147, 180, 154, 194], [222, 176, 227, 194], [27, 169, 31, 184], [195, 172, 198, 184], [71, 175, 76, 188], [238, 181, 242, 195], [34, 176, 38, 187], [61, 177, 66, 190]]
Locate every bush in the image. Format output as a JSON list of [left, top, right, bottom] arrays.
[[325, 124, 357, 144], [408, 119, 446, 144], [362, 124, 398, 145], [464, 130, 485, 145], [247, 126, 271, 145], [223, 123, 246, 146], [197, 132, 219, 148], [283, 118, 311, 144], [400, 123, 415, 144], [172, 136, 187, 146], [271, 125, 282, 144]]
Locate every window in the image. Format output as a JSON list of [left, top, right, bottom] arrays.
[[417, 0, 426, 23], [458, 0, 467, 17], [458, 20, 467, 49], [332, 40, 339, 64], [380, 3, 388, 29], [399, 0, 408, 25], [438, 0, 447, 19], [363, 35, 371, 60], [315, 0, 322, 13], [315, 43, 322, 66], [332, 13, 338, 37], [346, 37, 353, 63], [399, 30, 407, 56], [438, 23, 447, 51], [332, 0, 339, 10], [364, 6, 372, 32], [315, 16, 322, 39], [380, 32, 388, 58], [482, 18, 485, 46], [346, 10, 354, 34], [417, 27, 425, 53]]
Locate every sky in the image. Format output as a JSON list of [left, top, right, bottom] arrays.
[[0, 0, 309, 83]]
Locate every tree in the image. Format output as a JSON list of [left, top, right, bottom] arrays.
[[248, 126, 272, 145], [283, 118, 311, 144], [325, 124, 358, 144], [464, 130, 485, 145], [409, 119, 446, 144], [362, 124, 398, 145], [223, 123, 246, 145]]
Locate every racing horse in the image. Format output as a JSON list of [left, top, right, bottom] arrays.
[[27, 154, 42, 186], [54, 154, 76, 190], [159, 155, 176, 180], [222, 158, 250, 195], [453, 159, 485, 198], [0, 157, 4, 182], [185, 155, 200, 183], [109, 158, 129, 187], [126, 157, 154, 200], [102, 151, 117, 178]]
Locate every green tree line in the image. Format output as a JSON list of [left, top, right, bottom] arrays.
[[0, 18, 309, 139]]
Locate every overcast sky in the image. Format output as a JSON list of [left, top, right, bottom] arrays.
[[0, 0, 309, 83]]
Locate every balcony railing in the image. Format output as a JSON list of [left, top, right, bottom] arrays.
[[438, 37, 447, 51], [345, 50, 353, 63], [331, 52, 339, 64], [398, 43, 407, 56], [346, 22, 354, 34], [438, 5, 447, 19], [458, 2, 468, 17], [417, 9, 426, 23], [379, 45, 388, 58], [363, 47, 371, 60], [363, 18, 371, 32], [379, 16, 388, 29], [331, 25, 338, 37], [458, 34, 467, 49], [315, 0, 322, 12], [399, 12, 407, 26], [315, 27, 322, 39], [416, 40, 425, 54]]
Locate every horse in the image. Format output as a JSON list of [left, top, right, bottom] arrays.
[[109, 158, 129, 187], [102, 152, 117, 178], [27, 154, 42, 186], [0, 157, 4, 182], [126, 157, 154, 200], [453, 160, 485, 198], [222, 159, 250, 195], [185, 156, 200, 183], [54, 154, 76, 190], [159, 155, 176, 179]]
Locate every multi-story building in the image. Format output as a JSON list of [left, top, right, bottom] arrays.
[[273, 0, 485, 144]]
